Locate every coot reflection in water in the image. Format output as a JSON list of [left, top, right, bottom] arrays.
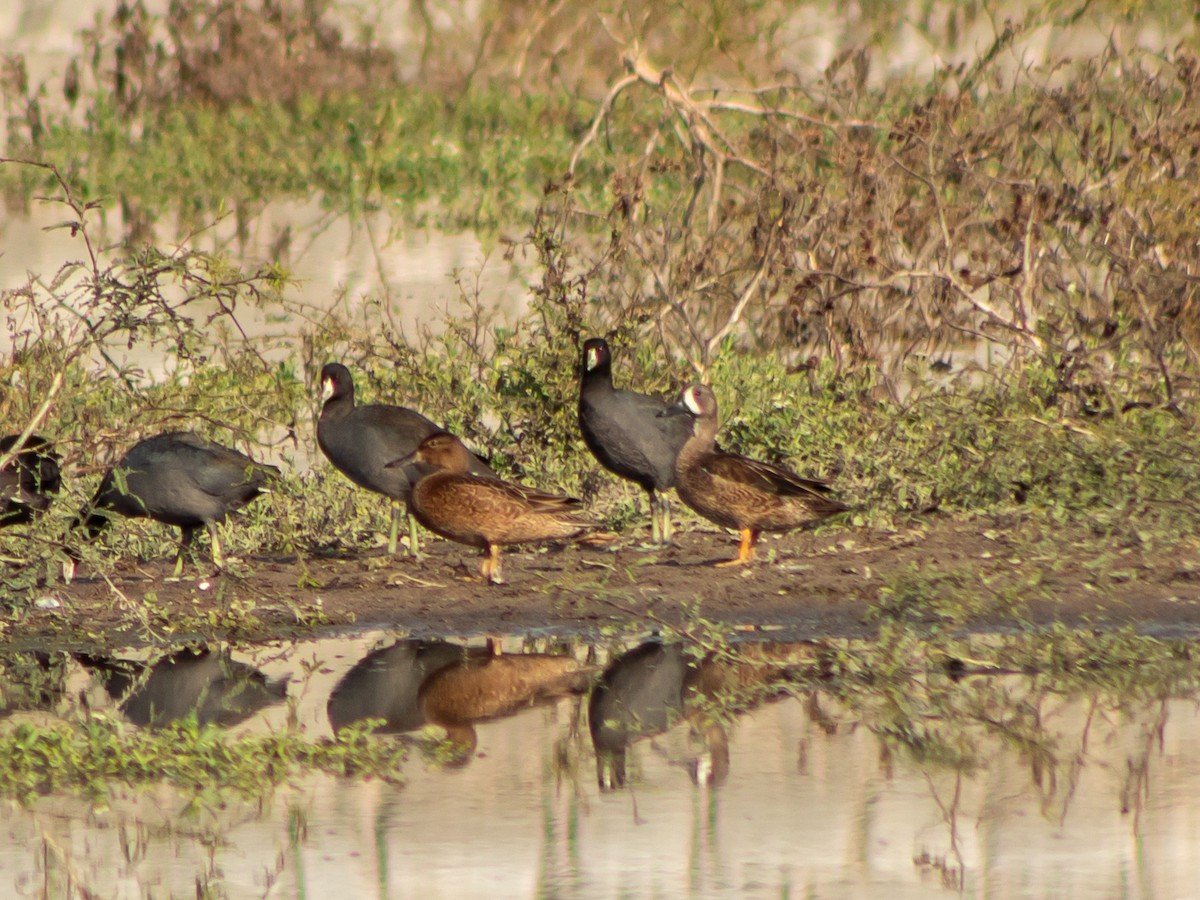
[[326, 639, 482, 734], [589, 639, 819, 790], [80, 648, 288, 728]]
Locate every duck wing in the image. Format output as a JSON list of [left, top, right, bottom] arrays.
[[702, 452, 838, 501], [481, 476, 584, 513]]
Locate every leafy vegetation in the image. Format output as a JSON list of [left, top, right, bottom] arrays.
[[0, 715, 405, 805]]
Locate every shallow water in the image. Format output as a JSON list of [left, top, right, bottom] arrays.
[[2, 630, 1199, 899], [0, 199, 531, 380]]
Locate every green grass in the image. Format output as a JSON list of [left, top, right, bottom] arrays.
[[0, 715, 405, 805], [3, 89, 599, 233]]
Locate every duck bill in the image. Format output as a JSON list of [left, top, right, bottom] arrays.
[[584, 346, 599, 371], [320, 378, 334, 402]]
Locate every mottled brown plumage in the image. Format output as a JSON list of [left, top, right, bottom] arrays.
[[662, 383, 846, 566], [388, 432, 594, 584]]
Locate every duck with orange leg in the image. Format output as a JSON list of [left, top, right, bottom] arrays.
[[659, 383, 847, 567], [387, 432, 594, 585]]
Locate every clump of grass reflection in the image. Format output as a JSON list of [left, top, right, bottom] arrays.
[[0, 644, 405, 806]]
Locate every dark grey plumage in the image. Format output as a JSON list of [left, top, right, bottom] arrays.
[[578, 338, 690, 545], [82, 431, 279, 573], [0, 433, 61, 526], [316, 362, 493, 556], [81, 648, 287, 728], [589, 641, 689, 790], [327, 639, 473, 734]]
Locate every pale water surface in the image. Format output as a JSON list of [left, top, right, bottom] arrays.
[[1, 630, 1198, 899]]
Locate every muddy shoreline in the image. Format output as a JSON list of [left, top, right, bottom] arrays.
[[11, 513, 1200, 650]]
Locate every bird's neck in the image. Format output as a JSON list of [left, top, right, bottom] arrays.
[[580, 364, 614, 396], [320, 393, 354, 421], [679, 415, 719, 463]]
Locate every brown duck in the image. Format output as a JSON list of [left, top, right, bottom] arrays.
[[387, 432, 594, 584], [661, 383, 846, 566]]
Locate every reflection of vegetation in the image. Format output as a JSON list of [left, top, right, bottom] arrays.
[[817, 622, 1200, 810], [0, 716, 406, 805], [0, 627, 1192, 814], [0, 652, 68, 717], [1, 0, 1199, 623]]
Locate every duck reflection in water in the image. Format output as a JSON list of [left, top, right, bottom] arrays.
[[327, 639, 592, 766], [326, 639, 484, 735], [417, 651, 592, 764], [80, 648, 288, 728], [589, 640, 818, 790]]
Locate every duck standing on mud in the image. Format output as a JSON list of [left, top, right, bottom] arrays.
[[660, 383, 846, 566], [577, 338, 691, 546], [317, 362, 494, 557], [388, 431, 594, 585]]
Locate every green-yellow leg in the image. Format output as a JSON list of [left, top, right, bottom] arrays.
[[172, 526, 195, 578], [648, 490, 662, 546], [407, 508, 422, 559], [387, 500, 401, 556], [660, 495, 674, 545], [208, 522, 226, 570]]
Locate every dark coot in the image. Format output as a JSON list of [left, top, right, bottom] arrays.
[[388, 431, 593, 585], [326, 639, 474, 734], [660, 383, 846, 566], [80, 648, 288, 728], [578, 338, 690, 545], [82, 431, 279, 574], [316, 362, 493, 556], [0, 433, 62, 526], [588, 641, 689, 790]]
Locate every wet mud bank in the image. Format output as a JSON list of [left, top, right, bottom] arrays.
[[15, 514, 1200, 649]]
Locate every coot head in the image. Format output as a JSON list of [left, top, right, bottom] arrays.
[[581, 338, 613, 377], [319, 363, 355, 405]]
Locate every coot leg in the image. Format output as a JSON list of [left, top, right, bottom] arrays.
[[648, 489, 662, 546], [172, 526, 197, 578], [659, 494, 674, 546], [387, 499, 402, 556], [406, 506, 422, 559], [387, 499, 422, 557], [207, 521, 225, 570]]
